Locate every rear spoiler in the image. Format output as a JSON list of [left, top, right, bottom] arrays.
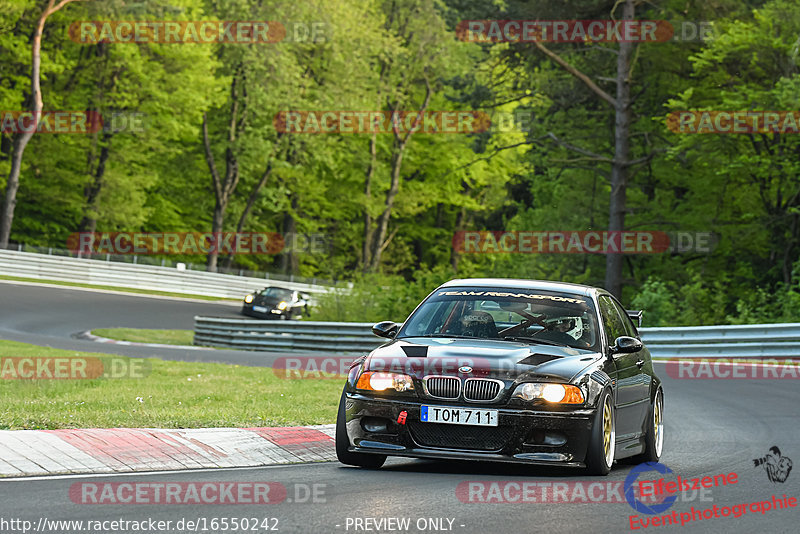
[[626, 310, 643, 328]]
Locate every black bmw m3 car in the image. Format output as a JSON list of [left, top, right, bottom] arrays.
[[336, 278, 664, 475]]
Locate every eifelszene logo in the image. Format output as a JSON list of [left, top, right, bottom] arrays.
[[625, 462, 678, 515]]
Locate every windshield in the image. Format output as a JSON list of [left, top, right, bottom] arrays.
[[260, 287, 293, 300], [397, 287, 599, 351]]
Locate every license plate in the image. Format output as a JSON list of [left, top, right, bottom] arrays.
[[252, 306, 268, 313], [420, 406, 498, 427]]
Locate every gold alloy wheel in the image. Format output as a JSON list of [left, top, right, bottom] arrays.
[[654, 391, 664, 457], [602, 396, 615, 467]]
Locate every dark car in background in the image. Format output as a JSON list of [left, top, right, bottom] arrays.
[[241, 286, 309, 320], [336, 278, 663, 475]]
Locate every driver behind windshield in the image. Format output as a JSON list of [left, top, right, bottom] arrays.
[[535, 318, 578, 346], [397, 288, 600, 351]]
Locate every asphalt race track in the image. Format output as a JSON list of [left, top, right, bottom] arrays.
[[1, 283, 798, 533], [0, 282, 315, 366], [2, 376, 797, 534]]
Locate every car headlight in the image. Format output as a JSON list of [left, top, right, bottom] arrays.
[[356, 371, 414, 392], [244, 294, 254, 303], [513, 383, 584, 404], [277, 301, 288, 310]]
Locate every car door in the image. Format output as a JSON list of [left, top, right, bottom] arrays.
[[609, 296, 651, 426], [598, 296, 648, 439]]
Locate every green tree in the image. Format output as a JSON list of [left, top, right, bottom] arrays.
[[0, 0, 85, 248]]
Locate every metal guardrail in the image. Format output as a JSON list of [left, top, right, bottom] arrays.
[[194, 318, 379, 352], [3, 242, 333, 286], [192, 317, 800, 358], [641, 324, 800, 358], [0, 249, 329, 299]]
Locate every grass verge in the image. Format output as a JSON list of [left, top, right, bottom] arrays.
[[0, 340, 341, 429], [92, 328, 195, 346], [0, 274, 236, 301]]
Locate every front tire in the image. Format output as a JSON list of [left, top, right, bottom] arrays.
[[631, 388, 664, 463], [335, 389, 386, 468], [585, 389, 615, 475]]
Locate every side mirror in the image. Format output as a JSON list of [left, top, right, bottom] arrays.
[[611, 336, 643, 354], [372, 321, 399, 339]]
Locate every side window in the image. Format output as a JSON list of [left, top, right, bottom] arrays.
[[598, 296, 626, 346], [610, 298, 638, 338]]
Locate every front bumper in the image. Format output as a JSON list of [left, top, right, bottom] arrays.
[[344, 393, 594, 467], [241, 305, 284, 319]]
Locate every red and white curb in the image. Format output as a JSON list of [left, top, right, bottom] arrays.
[[0, 425, 335, 477]]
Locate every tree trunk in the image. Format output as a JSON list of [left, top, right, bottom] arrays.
[[0, 0, 79, 248], [0, 135, 30, 248], [529, 0, 638, 296], [222, 161, 275, 270], [451, 207, 466, 271], [79, 131, 112, 233], [362, 132, 378, 271], [279, 196, 298, 275], [206, 201, 225, 272], [367, 80, 432, 272], [368, 139, 406, 271], [202, 72, 243, 272], [604, 0, 634, 297]]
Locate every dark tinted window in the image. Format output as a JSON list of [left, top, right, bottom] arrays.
[[261, 287, 293, 300], [610, 297, 638, 337], [598, 296, 627, 346], [397, 287, 600, 351]]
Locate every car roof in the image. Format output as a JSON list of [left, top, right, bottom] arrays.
[[438, 278, 608, 298]]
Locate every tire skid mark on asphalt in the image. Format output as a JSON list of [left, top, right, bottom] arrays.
[[167, 430, 235, 468], [102, 429, 186, 471], [54, 430, 139, 472], [249, 427, 334, 463], [173, 428, 285, 468], [145, 430, 212, 470]]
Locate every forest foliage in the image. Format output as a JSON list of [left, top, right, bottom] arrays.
[[2, 0, 799, 324]]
